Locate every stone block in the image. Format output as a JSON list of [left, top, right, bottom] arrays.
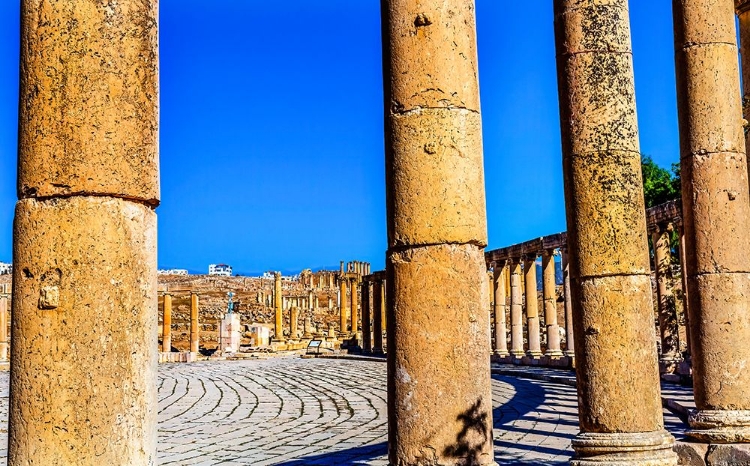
[[675, 440, 708, 465], [10, 196, 157, 464], [18, 0, 159, 203], [383, 0, 479, 112], [387, 108, 486, 248], [707, 443, 750, 465]]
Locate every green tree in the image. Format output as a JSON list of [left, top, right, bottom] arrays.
[[641, 154, 680, 208]]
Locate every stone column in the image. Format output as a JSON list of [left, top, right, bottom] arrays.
[[350, 278, 359, 335], [339, 276, 348, 334], [303, 317, 313, 339], [290, 307, 299, 340], [523, 254, 542, 357], [10, 2, 160, 463], [562, 248, 575, 357], [0, 296, 7, 362], [492, 261, 509, 357], [373, 278, 384, 354], [381, 278, 387, 333], [675, 0, 750, 443], [543, 250, 562, 357], [362, 281, 372, 353], [676, 224, 691, 356], [309, 291, 314, 310], [162, 294, 172, 353], [555, 0, 676, 462], [382, 1, 494, 463], [190, 293, 200, 353], [509, 258, 525, 358], [651, 224, 680, 371], [274, 272, 283, 341]]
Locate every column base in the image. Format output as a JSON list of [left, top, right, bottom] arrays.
[[688, 410, 750, 443], [571, 430, 677, 465], [564, 350, 576, 357], [526, 350, 543, 358], [493, 349, 509, 357], [545, 349, 564, 358], [510, 350, 526, 358]]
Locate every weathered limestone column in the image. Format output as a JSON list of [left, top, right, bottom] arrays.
[[290, 307, 299, 340], [0, 296, 7, 362], [339, 276, 349, 334], [373, 278, 384, 354], [162, 294, 172, 353], [350, 278, 359, 336], [10, 2, 159, 464], [651, 224, 680, 371], [674, 0, 750, 443], [273, 272, 283, 340], [362, 281, 372, 353], [382, 1, 494, 463], [190, 293, 200, 353], [543, 250, 562, 357], [676, 224, 691, 357], [562, 248, 575, 357], [492, 262, 509, 357], [381, 278, 387, 333], [509, 258, 525, 358], [523, 254, 542, 357], [555, 0, 676, 463]]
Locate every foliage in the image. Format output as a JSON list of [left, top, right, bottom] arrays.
[[641, 155, 680, 208]]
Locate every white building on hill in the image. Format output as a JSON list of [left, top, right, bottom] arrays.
[[0, 262, 11, 275], [209, 264, 232, 276]]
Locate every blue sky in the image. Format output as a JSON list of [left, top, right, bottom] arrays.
[[0, 1, 680, 275]]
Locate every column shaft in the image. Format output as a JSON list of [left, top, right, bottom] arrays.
[[543, 251, 562, 357], [190, 293, 199, 353], [162, 294, 172, 353], [362, 281, 372, 353], [562, 249, 575, 357], [739, 1, 750, 175], [652, 226, 680, 369], [373, 279, 384, 354], [290, 307, 299, 340], [339, 277, 348, 334], [675, 0, 750, 442], [555, 0, 676, 462], [11, 2, 159, 463], [382, 0, 493, 463], [493, 263, 508, 356], [523, 256, 542, 357], [676, 225, 691, 356], [351, 279, 359, 335], [0, 296, 7, 362], [274, 272, 283, 340], [510, 259, 525, 357]]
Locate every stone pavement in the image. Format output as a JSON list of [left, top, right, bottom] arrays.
[[0, 358, 689, 465]]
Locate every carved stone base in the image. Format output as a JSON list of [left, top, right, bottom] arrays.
[[688, 410, 750, 443], [571, 431, 677, 465]]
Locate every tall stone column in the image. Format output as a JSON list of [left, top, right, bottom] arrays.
[[543, 250, 562, 357], [339, 276, 349, 334], [373, 278, 384, 355], [651, 224, 680, 371], [562, 248, 575, 357], [523, 254, 542, 357], [190, 293, 200, 353], [350, 278, 359, 336], [674, 0, 750, 443], [362, 281, 372, 353], [290, 307, 299, 340], [381, 278, 387, 333], [676, 224, 691, 356], [492, 262, 508, 357], [509, 258, 525, 358], [274, 272, 283, 341], [10, 2, 159, 464], [555, 0, 676, 463], [382, 1, 494, 463], [0, 296, 7, 362], [162, 294, 172, 353]]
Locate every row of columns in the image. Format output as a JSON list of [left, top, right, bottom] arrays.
[[360, 274, 387, 355], [160, 293, 200, 354], [491, 250, 569, 359]]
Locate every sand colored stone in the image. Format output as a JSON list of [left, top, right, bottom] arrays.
[[652, 226, 679, 366], [163, 294, 172, 353], [561, 249, 575, 357], [509, 259, 524, 358], [739, 0, 750, 175], [274, 272, 283, 340], [387, 244, 494, 466], [542, 250, 562, 357], [290, 307, 299, 340], [493, 262, 508, 357], [9, 197, 158, 465], [190, 293, 199, 353], [351, 278, 359, 335], [362, 281, 372, 353], [339, 277, 349, 334], [555, 0, 676, 463], [373, 278, 384, 354], [0, 296, 7, 362], [523, 255, 541, 357], [674, 0, 750, 444], [382, 1, 493, 463], [18, 0, 159, 204]]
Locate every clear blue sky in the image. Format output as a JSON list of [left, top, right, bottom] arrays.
[[0, 1, 680, 275]]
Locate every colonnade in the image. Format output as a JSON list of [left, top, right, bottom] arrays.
[[158, 292, 201, 354], [7, 0, 750, 464], [360, 271, 387, 355]]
